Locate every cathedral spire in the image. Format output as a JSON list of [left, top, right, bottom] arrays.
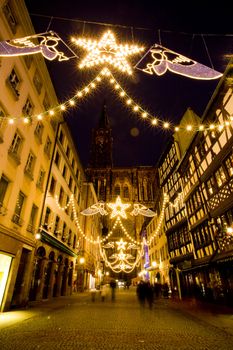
[[88, 101, 113, 169], [98, 100, 110, 129]]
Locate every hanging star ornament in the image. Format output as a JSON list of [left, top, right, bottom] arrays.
[[107, 196, 131, 219], [72, 30, 144, 75]]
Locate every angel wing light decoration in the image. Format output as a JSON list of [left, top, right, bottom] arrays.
[[135, 44, 223, 80], [130, 204, 156, 217], [0, 31, 72, 61], [81, 201, 108, 216]]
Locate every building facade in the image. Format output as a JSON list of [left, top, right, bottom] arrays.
[[0, 0, 101, 311], [157, 62, 233, 305], [0, 0, 63, 311]]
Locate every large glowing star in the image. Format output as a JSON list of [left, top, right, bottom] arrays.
[[107, 196, 131, 219], [72, 30, 144, 75]]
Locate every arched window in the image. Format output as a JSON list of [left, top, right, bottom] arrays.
[[114, 185, 120, 196], [123, 185, 129, 199]]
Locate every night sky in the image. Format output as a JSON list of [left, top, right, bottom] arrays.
[[24, 0, 232, 167]]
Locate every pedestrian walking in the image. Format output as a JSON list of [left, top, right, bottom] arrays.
[[145, 281, 154, 309], [136, 280, 147, 307], [110, 279, 117, 301]]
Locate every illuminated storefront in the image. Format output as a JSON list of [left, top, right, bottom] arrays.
[[0, 252, 12, 311]]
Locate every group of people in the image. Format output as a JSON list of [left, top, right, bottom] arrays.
[[136, 280, 154, 309], [136, 280, 170, 309]]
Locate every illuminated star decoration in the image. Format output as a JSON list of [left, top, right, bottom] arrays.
[[72, 30, 144, 75], [116, 238, 127, 250], [135, 43, 223, 80], [107, 196, 131, 219]]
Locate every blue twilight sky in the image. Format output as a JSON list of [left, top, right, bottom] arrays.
[[24, 0, 232, 167]]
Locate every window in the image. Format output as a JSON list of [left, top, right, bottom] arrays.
[[43, 93, 50, 111], [114, 185, 120, 196], [0, 106, 7, 142], [49, 176, 56, 195], [37, 168, 45, 189], [59, 187, 64, 205], [215, 166, 227, 187], [0, 175, 9, 206], [59, 130, 64, 144], [22, 97, 33, 117], [123, 185, 129, 199], [54, 215, 60, 236], [8, 130, 23, 163], [62, 222, 67, 241], [66, 145, 70, 158], [54, 151, 61, 167], [62, 165, 67, 178], [7, 68, 20, 97], [3, 1, 17, 33], [33, 70, 42, 94], [12, 191, 25, 225], [206, 177, 216, 196], [44, 207, 51, 229], [44, 136, 52, 158], [24, 151, 36, 178], [225, 153, 233, 177], [28, 204, 38, 232], [68, 176, 73, 190], [34, 121, 44, 143]]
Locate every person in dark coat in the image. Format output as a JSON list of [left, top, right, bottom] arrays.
[[136, 280, 147, 307], [110, 279, 117, 301]]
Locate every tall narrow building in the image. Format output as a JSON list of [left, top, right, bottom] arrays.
[[89, 102, 113, 169]]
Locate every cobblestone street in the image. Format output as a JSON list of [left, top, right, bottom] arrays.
[[0, 288, 233, 350]]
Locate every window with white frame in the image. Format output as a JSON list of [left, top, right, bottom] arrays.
[[8, 130, 23, 162], [24, 151, 36, 178], [28, 204, 38, 232], [12, 191, 25, 225], [7, 68, 20, 97], [37, 168, 45, 189], [22, 97, 33, 117], [34, 121, 44, 143]]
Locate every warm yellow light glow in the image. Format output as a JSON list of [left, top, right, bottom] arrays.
[[79, 257, 85, 264], [107, 196, 131, 219], [35, 233, 41, 240], [73, 30, 144, 75], [0, 253, 12, 307]]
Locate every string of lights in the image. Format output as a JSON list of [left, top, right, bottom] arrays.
[[3, 65, 233, 132]]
